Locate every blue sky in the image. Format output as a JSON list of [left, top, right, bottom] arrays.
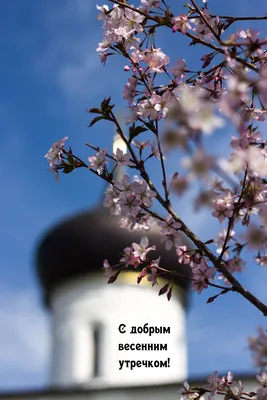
[[1, 0, 267, 392]]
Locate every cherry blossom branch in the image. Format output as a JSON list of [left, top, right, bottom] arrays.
[[155, 263, 233, 292], [85, 143, 116, 161], [222, 15, 267, 30], [58, 150, 251, 308], [72, 133, 245, 306], [101, 106, 267, 315], [109, 0, 260, 72], [45, 3, 267, 396], [208, 15, 267, 22], [167, 203, 267, 316], [60, 105, 267, 315], [47, 1, 267, 318], [183, 370, 267, 400], [94, 119, 267, 314]]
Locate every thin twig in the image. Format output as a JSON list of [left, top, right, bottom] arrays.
[[190, 0, 222, 44], [154, 119, 169, 203], [219, 169, 248, 261]]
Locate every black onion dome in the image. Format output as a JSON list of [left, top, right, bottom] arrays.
[[36, 206, 192, 306]]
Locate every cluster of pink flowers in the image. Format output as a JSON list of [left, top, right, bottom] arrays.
[[103, 236, 159, 286], [180, 369, 267, 400], [158, 215, 182, 250], [180, 372, 243, 400], [104, 174, 157, 218]]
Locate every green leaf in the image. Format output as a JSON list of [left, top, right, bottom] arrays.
[[158, 283, 169, 296], [144, 121, 157, 134], [86, 108, 102, 114], [167, 286, 173, 301], [129, 125, 148, 142], [89, 116, 104, 127], [101, 97, 111, 110], [67, 154, 74, 164], [63, 164, 74, 174]]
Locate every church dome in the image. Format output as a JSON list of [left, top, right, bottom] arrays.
[[36, 205, 192, 306]]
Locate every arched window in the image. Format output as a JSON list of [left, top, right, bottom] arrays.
[[92, 324, 102, 378]]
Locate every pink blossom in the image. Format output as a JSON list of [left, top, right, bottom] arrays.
[[239, 28, 260, 42], [114, 148, 134, 167], [170, 58, 188, 82], [130, 48, 145, 64], [230, 127, 262, 150], [96, 4, 144, 54], [114, 174, 133, 192], [191, 9, 219, 42], [178, 86, 224, 134], [221, 371, 235, 386], [88, 148, 108, 174], [123, 77, 138, 104], [150, 91, 173, 118], [150, 141, 161, 160], [103, 259, 113, 277], [158, 214, 182, 235], [135, 180, 156, 207], [132, 140, 151, 150], [248, 327, 267, 368], [97, 39, 113, 53], [136, 99, 159, 120], [118, 192, 141, 216], [119, 214, 154, 232], [170, 173, 189, 196], [256, 253, 267, 267], [231, 381, 243, 399], [144, 48, 170, 73], [191, 259, 215, 294], [160, 231, 182, 251], [172, 15, 192, 34], [96, 5, 109, 20], [103, 184, 121, 215], [45, 137, 68, 167], [212, 190, 235, 223], [176, 246, 190, 264], [228, 146, 267, 178], [214, 228, 235, 258], [257, 372, 267, 386], [244, 224, 267, 251], [113, 8, 144, 39], [218, 256, 245, 285], [192, 259, 215, 281], [120, 246, 141, 268], [141, 0, 160, 12], [132, 237, 156, 261], [205, 371, 221, 393], [220, 75, 249, 125], [147, 258, 160, 286], [257, 387, 267, 400], [182, 150, 215, 179], [226, 256, 245, 274], [179, 381, 203, 400]]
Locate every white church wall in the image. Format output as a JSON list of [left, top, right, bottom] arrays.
[[49, 273, 187, 388]]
